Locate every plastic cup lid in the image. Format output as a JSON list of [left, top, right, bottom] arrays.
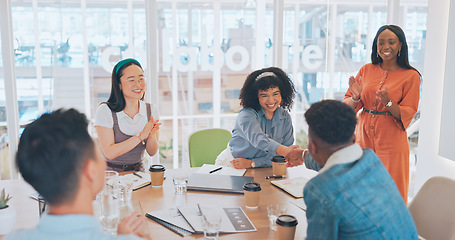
[[276, 214, 298, 227], [149, 164, 165, 172], [243, 182, 261, 192], [271, 155, 286, 163]]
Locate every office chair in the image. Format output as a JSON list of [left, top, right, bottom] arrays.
[[188, 128, 232, 167], [408, 176, 455, 240]]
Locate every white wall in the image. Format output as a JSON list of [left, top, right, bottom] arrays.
[[415, 0, 455, 191], [439, 0, 455, 162]]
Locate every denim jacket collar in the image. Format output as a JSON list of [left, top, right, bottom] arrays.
[[318, 143, 363, 174]]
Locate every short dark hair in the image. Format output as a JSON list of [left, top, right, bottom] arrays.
[[239, 67, 296, 111], [371, 25, 420, 75], [105, 60, 144, 112], [16, 108, 96, 205], [305, 100, 357, 145]]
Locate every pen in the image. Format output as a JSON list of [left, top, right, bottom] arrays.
[[133, 172, 143, 178], [265, 175, 285, 179], [197, 203, 203, 216], [209, 167, 222, 174]]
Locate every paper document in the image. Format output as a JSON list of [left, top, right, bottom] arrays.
[[271, 165, 318, 198], [177, 205, 256, 233], [286, 164, 318, 179], [196, 164, 246, 176], [117, 172, 151, 190]]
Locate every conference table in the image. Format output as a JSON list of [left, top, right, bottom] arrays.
[[0, 167, 309, 239]]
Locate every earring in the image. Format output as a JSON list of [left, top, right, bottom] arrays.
[[398, 50, 401, 57], [376, 52, 379, 58]]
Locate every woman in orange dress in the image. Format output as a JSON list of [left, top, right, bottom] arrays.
[[344, 25, 421, 204]]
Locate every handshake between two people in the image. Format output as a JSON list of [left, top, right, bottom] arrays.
[[284, 145, 307, 168]]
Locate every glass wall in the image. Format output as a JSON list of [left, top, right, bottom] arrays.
[[2, 0, 428, 176]]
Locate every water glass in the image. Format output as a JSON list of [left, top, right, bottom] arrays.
[[118, 179, 134, 203], [267, 204, 287, 231], [201, 210, 221, 240], [98, 171, 120, 234], [173, 174, 188, 194]]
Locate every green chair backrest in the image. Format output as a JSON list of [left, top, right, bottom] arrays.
[[188, 128, 232, 167]]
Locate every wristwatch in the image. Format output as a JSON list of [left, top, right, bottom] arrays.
[[250, 160, 256, 168], [386, 100, 393, 107]]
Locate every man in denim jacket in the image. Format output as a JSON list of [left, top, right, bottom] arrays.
[[286, 100, 418, 239]]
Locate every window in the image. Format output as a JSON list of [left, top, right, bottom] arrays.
[[1, 0, 428, 177]]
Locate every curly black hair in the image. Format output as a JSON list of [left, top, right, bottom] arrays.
[[239, 67, 296, 111], [305, 100, 357, 145]]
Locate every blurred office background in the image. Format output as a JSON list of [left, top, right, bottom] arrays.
[[0, 0, 435, 199]]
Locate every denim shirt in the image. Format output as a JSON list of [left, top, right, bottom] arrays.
[[229, 107, 294, 167], [303, 145, 418, 239], [5, 214, 143, 240]]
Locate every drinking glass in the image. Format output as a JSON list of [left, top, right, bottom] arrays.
[[98, 171, 120, 234], [118, 179, 134, 203], [173, 174, 189, 194], [267, 204, 287, 231], [201, 209, 221, 240]]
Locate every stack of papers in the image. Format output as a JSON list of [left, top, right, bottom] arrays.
[[146, 204, 256, 236]]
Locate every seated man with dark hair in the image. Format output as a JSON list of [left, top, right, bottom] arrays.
[[6, 109, 151, 240], [286, 100, 418, 239]]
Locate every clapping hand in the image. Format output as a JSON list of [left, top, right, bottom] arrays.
[[139, 116, 161, 141], [349, 76, 363, 101], [375, 85, 390, 106]]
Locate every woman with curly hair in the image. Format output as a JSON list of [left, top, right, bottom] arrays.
[[216, 67, 299, 169]]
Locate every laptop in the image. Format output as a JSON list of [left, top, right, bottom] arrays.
[[187, 173, 254, 194]]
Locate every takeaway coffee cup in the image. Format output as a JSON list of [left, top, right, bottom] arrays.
[[272, 155, 286, 176], [276, 214, 298, 240], [243, 182, 261, 208], [149, 164, 165, 187]]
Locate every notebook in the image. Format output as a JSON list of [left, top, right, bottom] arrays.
[[146, 205, 256, 237], [187, 173, 254, 194], [271, 165, 318, 198], [145, 208, 194, 237], [117, 172, 151, 190], [271, 177, 312, 198]]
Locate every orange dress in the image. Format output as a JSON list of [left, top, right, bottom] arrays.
[[344, 63, 420, 204]]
